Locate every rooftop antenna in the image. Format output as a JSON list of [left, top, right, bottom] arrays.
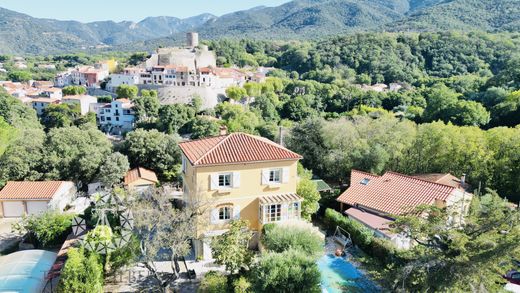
[[459, 173, 467, 226], [279, 126, 284, 146]]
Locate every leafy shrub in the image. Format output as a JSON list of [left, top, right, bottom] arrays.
[[261, 223, 276, 234], [104, 235, 140, 276], [12, 211, 74, 247], [251, 249, 321, 293], [58, 247, 103, 293], [261, 224, 323, 257], [198, 271, 229, 293], [233, 276, 252, 293], [368, 237, 396, 264]]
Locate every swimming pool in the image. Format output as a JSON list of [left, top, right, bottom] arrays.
[[317, 254, 380, 293]]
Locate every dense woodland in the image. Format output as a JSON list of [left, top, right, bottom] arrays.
[[1, 31, 520, 292], [1, 32, 520, 204]]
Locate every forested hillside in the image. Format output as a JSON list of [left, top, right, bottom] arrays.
[[199, 31, 520, 201], [391, 0, 520, 32], [2, 0, 520, 54]]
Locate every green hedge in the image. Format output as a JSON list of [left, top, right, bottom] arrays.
[[324, 208, 373, 248], [261, 224, 324, 257], [251, 249, 321, 293], [324, 208, 397, 264]]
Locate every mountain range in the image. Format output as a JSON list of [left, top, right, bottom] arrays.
[[0, 0, 519, 54]]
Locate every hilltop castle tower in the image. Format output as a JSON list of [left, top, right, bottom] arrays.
[[186, 32, 199, 48]]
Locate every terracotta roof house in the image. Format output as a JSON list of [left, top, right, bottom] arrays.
[[179, 132, 303, 260], [0, 181, 75, 218], [124, 167, 159, 191], [179, 132, 301, 167], [336, 170, 472, 249]]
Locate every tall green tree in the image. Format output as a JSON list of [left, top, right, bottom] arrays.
[[8, 71, 32, 82], [42, 125, 112, 185], [391, 190, 520, 292], [122, 129, 180, 179], [157, 104, 195, 134], [116, 85, 138, 99], [211, 219, 253, 274], [41, 103, 81, 129], [62, 85, 87, 96], [132, 90, 160, 121], [97, 152, 130, 187]]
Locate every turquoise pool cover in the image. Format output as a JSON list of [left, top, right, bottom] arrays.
[[0, 250, 57, 293], [318, 254, 380, 293]]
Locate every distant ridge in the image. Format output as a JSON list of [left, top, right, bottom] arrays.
[[0, 0, 518, 54]]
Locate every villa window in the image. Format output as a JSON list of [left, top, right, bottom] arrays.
[[288, 202, 300, 219], [218, 173, 232, 187], [262, 168, 288, 185], [265, 204, 281, 223], [269, 169, 281, 183], [218, 206, 232, 220]]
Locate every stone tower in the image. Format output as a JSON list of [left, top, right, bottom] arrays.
[[186, 32, 199, 48]]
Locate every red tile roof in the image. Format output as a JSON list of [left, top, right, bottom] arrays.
[[179, 133, 302, 166], [337, 170, 455, 215], [124, 167, 159, 185], [345, 208, 394, 237], [412, 173, 466, 189], [0, 181, 71, 200]]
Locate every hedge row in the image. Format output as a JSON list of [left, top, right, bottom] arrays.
[[323, 208, 397, 264]]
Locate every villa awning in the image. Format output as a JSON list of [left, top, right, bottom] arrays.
[[259, 193, 301, 205]]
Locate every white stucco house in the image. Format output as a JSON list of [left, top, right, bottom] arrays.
[[96, 98, 136, 134], [0, 181, 76, 218], [62, 95, 98, 115], [106, 74, 140, 91], [30, 98, 61, 116]]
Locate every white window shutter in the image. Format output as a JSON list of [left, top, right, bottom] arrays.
[[233, 205, 241, 220], [261, 169, 269, 185], [282, 167, 290, 183], [232, 172, 240, 188], [210, 174, 217, 190], [210, 208, 219, 224]]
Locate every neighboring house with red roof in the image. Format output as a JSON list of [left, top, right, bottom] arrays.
[[0, 181, 75, 218], [337, 170, 473, 249], [179, 131, 303, 260], [124, 167, 159, 192]]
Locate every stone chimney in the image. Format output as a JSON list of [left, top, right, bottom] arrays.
[[219, 126, 228, 136], [460, 174, 466, 189]]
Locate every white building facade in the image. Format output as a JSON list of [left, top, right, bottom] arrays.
[[96, 99, 135, 134]]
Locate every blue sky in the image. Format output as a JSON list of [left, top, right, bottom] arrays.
[[1, 0, 291, 22]]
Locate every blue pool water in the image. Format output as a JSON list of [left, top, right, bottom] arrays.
[[317, 254, 380, 293]]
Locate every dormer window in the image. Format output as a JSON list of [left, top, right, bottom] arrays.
[[360, 178, 371, 185]]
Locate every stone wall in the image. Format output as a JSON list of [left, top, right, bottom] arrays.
[[137, 84, 226, 109]]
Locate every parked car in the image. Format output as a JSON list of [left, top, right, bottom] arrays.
[[503, 270, 520, 285]]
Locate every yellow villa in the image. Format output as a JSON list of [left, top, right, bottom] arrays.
[[179, 132, 303, 259]]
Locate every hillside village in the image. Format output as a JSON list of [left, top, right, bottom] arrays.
[[0, 6, 519, 292]]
